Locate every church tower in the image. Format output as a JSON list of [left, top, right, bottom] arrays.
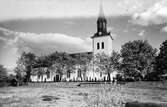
[[91, 4, 113, 56]]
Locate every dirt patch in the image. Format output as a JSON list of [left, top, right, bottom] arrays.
[[41, 95, 60, 102], [78, 92, 88, 97]]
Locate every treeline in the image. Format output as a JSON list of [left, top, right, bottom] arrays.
[[14, 51, 92, 85], [0, 64, 9, 86], [1, 39, 167, 86], [95, 39, 167, 81]]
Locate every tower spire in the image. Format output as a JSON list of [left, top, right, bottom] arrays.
[[96, 2, 107, 35], [99, 3, 105, 19]]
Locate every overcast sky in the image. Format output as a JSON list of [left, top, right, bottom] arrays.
[[0, 0, 167, 70]]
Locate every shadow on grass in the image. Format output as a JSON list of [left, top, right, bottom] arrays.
[[41, 95, 60, 102], [125, 101, 167, 107], [78, 92, 88, 97]]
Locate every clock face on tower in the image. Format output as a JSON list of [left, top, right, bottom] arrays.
[[98, 32, 102, 35]]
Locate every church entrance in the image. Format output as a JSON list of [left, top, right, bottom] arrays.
[[53, 75, 60, 82], [56, 75, 60, 82]]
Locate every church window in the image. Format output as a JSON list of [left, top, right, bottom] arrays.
[[102, 42, 104, 49], [100, 72, 102, 77], [67, 70, 70, 78], [38, 75, 40, 79], [78, 69, 81, 77], [97, 43, 100, 49], [46, 71, 50, 79]]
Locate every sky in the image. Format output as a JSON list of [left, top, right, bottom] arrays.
[[0, 0, 167, 70]]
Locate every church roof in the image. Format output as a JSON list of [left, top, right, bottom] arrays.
[[91, 32, 114, 40], [69, 52, 93, 58]]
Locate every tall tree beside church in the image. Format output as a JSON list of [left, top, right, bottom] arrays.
[[16, 52, 36, 83], [155, 40, 167, 75], [121, 40, 157, 79], [95, 51, 121, 82]]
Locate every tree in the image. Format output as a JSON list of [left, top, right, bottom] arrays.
[[0, 64, 7, 82], [48, 51, 71, 81], [74, 53, 92, 80], [121, 40, 157, 79], [35, 55, 52, 68], [155, 40, 167, 75], [65, 55, 77, 77], [13, 64, 26, 86], [94, 51, 121, 82], [16, 52, 36, 83]]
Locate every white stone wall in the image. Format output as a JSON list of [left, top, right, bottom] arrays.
[[30, 67, 118, 82], [31, 72, 59, 82]]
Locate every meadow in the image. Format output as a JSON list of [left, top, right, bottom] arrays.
[[0, 81, 167, 107]]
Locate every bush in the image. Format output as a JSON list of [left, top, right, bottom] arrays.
[[155, 40, 167, 75], [125, 101, 167, 107], [116, 74, 125, 82], [145, 72, 160, 81]]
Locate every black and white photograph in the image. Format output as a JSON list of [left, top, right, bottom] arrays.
[[0, 0, 167, 107]]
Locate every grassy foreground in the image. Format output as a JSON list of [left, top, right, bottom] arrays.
[[0, 82, 167, 107]]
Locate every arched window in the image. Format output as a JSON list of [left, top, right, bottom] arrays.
[[102, 42, 104, 49], [67, 70, 70, 78], [99, 22, 102, 28], [78, 69, 81, 77], [103, 22, 106, 29], [100, 72, 102, 77], [97, 42, 100, 49], [38, 75, 40, 79], [46, 71, 50, 79]]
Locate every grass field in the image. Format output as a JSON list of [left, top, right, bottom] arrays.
[[0, 81, 167, 107]]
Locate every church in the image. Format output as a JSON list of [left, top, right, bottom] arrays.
[[30, 5, 117, 82]]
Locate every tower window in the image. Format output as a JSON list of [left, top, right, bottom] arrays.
[[103, 23, 105, 28], [97, 43, 100, 49], [100, 22, 102, 28], [102, 42, 104, 49], [103, 22, 106, 30]]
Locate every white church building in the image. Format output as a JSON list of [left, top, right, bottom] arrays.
[[30, 5, 118, 82]]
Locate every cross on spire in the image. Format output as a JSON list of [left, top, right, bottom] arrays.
[[99, 3, 105, 19]]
